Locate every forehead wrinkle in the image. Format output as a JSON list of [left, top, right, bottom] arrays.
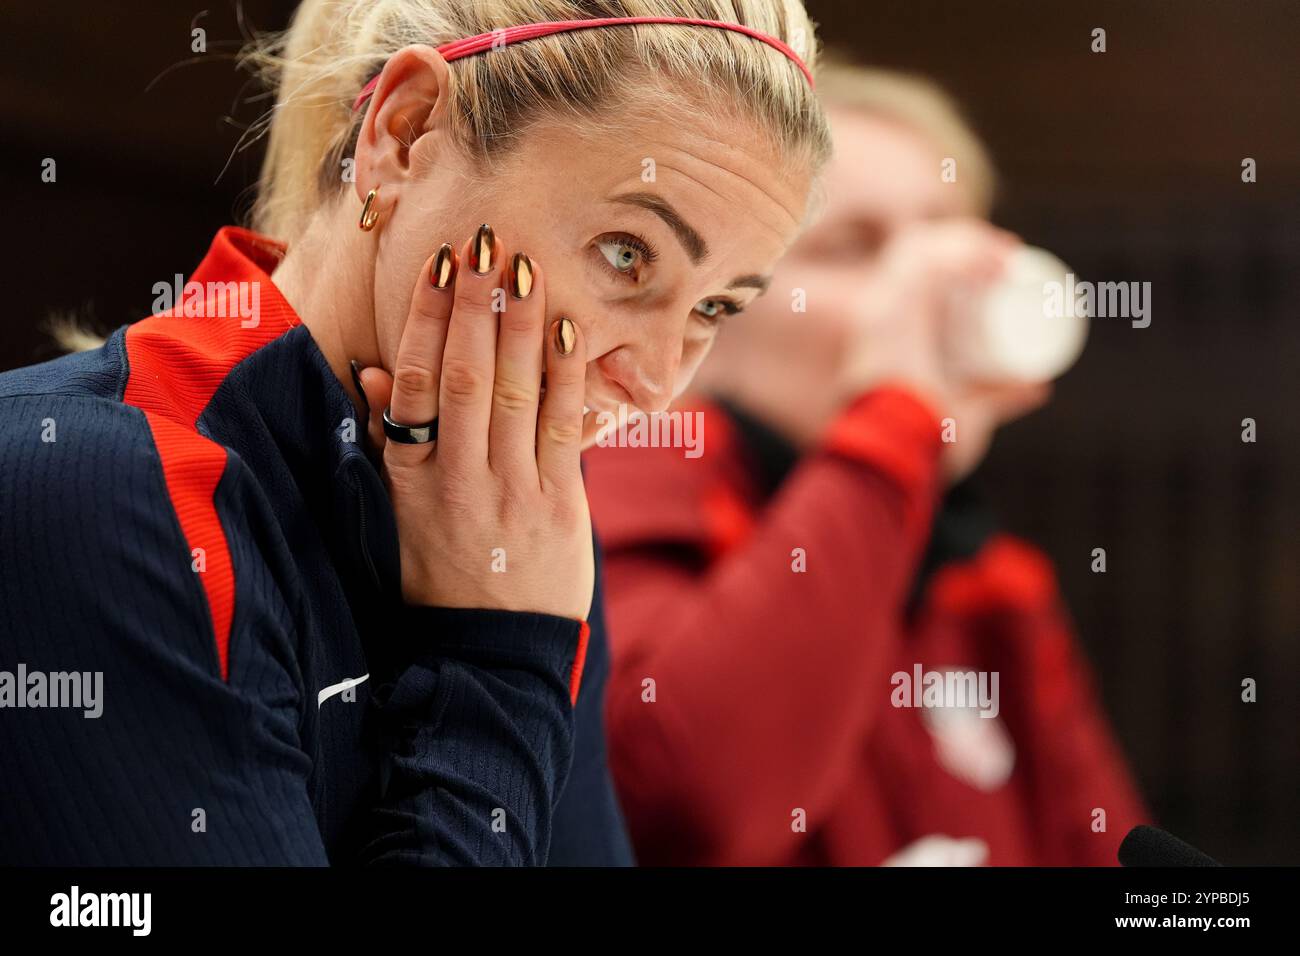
[[632, 137, 806, 236], [647, 165, 799, 253]]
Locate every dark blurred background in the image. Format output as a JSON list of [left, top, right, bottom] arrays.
[[2, 1, 1297, 863]]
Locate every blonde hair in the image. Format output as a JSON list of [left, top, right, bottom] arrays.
[[243, 0, 832, 239], [815, 56, 996, 216]]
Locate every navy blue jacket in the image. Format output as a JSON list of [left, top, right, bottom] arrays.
[[0, 227, 631, 865]]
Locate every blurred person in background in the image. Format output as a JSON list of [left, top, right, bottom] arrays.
[[585, 58, 1149, 866]]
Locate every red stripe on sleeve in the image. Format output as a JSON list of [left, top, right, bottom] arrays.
[[569, 621, 591, 706], [122, 227, 300, 680], [138, 411, 238, 676]]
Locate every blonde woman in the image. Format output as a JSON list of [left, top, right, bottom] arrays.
[[0, 1, 829, 865]]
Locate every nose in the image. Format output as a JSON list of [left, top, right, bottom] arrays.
[[596, 338, 682, 415]]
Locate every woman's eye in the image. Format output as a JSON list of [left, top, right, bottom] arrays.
[[597, 238, 643, 274], [694, 298, 737, 322]]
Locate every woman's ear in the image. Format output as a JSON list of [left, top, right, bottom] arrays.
[[353, 45, 453, 206]]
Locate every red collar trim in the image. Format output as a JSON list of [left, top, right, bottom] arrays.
[[188, 226, 299, 329]]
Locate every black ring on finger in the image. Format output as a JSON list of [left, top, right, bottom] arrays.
[[382, 406, 439, 444]]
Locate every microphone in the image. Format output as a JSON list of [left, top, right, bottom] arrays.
[[1118, 825, 1221, 867]]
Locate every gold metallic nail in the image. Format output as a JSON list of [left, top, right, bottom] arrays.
[[554, 317, 576, 355], [430, 243, 456, 289], [510, 253, 534, 299], [470, 223, 495, 274]]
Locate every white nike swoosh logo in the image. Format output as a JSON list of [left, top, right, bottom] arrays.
[[317, 673, 369, 707]]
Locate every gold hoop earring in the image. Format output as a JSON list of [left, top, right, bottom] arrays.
[[359, 188, 381, 232]]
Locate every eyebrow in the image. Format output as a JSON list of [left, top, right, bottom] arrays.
[[610, 190, 772, 296], [728, 274, 771, 292], [611, 191, 709, 263]]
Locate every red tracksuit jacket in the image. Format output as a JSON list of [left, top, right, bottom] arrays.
[[584, 389, 1148, 866]]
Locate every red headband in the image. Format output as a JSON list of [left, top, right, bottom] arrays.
[[352, 16, 814, 111]]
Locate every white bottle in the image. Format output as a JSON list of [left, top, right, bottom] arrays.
[[945, 246, 1090, 384]]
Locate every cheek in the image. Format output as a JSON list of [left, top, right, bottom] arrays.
[[822, 276, 869, 334], [789, 266, 865, 338], [585, 290, 688, 359], [526, 249, 611, 347], [374, 243, 438, 368], [672, 328, 719, 396]]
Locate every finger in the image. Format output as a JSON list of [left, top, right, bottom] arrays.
[[387, 243, 457, 458], [536, 316, 586, 491], [436, 224, 503, 469], [488, 251, 546, 476], [358, 366, 394, 450]]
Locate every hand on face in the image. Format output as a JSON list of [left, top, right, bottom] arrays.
[[354, 225, 595, 620], [340, 50, 814, 614]]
